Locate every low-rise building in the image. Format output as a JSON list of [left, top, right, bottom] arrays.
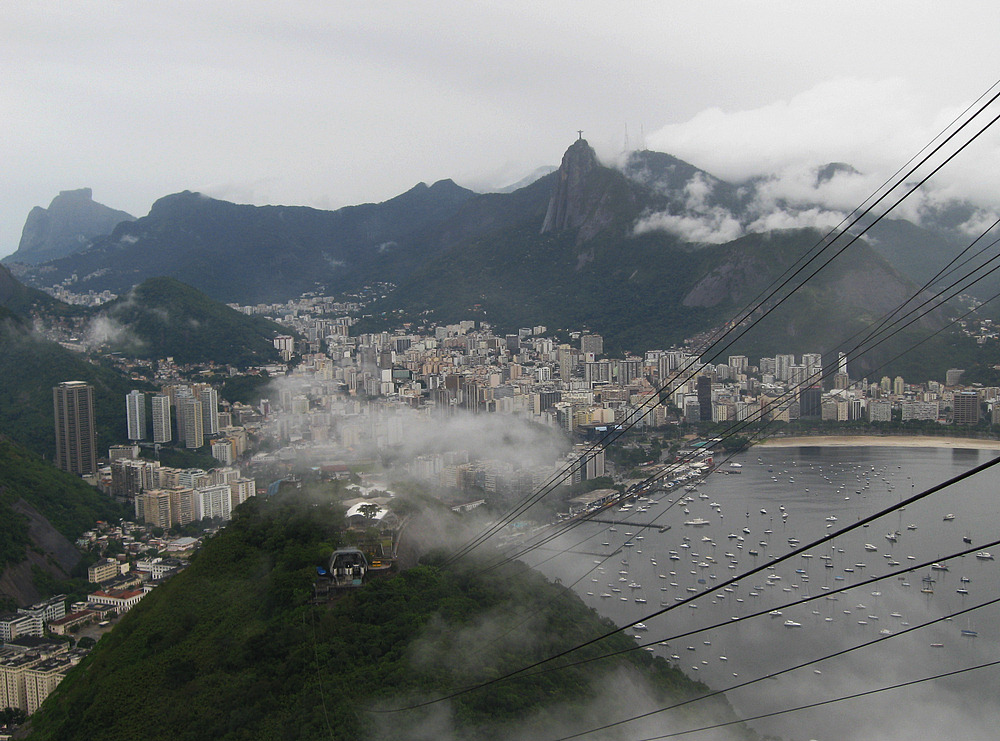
[[0, 613, 38, 642], [88, 588, 146, 615], [134, 557, 185, 581], [87, 558, 121, 584], [46, 611, 95, 636]]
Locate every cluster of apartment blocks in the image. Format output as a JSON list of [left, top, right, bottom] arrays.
[[0, 641, 87, 716], [261, 316, 1000, 436], [125, 384, 250, 461], [274, 325, 668, 428], [691, 355, 996, 426], [0, 597, 66, 645], [0, 597, 93, 715], [2, 596, 120, 647], [108, 456, 257, 528], [1, 581, 151, 707], [2, 581, 156, 652]]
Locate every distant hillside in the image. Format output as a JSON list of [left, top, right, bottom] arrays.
[[11, 140, 975, 378], [0, 308, 131, 459], [21, 181, 476, 303], [6, 188, 135, 265], [363, 141, 946, 372], [0, 261, 64, 317], [93, 277, 286, 366], [24, 490, 755, 741], [0, 437, 124, 608]]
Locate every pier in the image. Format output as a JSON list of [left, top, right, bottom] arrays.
[[586, 519, 671, 533]]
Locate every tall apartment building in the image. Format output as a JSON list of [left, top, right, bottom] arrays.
[[151, 394, 172, 443], [580, 334, 603, 357], [196, 484, 232, 520], [136, 489, 173, 529], [868, 399, 892, 422], [801, 353, 823, 383], [775, 354, 795, 382], [135, 487, 197, 528], [199, 387, 219, 436], [696, 376, 713, 421], [953, 391, 980, 425], [231, 478, 257, 510], [274, 334, 295, 361], [901, 400, 939, 421], [125, 390, 146, 441], [838, 351, 849, 377], [180, 397, 204, 449], [53, 381, 97, 476], [110, 458, 160, 502], [211, 439, 236, 465]]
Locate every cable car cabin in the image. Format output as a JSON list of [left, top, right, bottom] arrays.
[[327, 548, 368, 588]]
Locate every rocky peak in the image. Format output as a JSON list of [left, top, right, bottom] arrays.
[[10, 188, 135, 265], [540, 138, 600, 233]]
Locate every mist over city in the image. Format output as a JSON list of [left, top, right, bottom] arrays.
[[4, 3, 1000, 740]]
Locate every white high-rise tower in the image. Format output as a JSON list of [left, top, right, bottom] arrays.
[[199, 387, 219, 436], [151, 394, 172, 443], [126, 390, 146, 441]]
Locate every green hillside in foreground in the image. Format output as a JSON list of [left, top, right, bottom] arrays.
[[25, 491, 756, 741], [0, 308, 131, 459], [95, 277, 285, 366]]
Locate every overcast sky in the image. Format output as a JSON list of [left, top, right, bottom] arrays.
[[5, 1, 1000, 259]]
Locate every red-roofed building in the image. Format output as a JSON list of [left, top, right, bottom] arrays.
[[87, 589, 146, 615]]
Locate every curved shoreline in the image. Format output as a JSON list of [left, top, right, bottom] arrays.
[[753, 434, 1000, 450]]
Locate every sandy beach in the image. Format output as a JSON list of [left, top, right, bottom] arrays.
[[754, 434, 1000, 450]]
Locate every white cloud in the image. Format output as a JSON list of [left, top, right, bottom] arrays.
[[957, 209, 1000, 238], [746, 207, 846, 234], [634, 209, 743, 244], [633, 173, 745, 244], [647, 77, 1000, 215]]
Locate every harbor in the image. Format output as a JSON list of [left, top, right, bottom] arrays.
[[528, 444, 1000, 741]]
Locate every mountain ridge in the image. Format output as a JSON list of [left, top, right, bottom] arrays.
[[9, 139, 977, 367], [7, 188, 135, 266]]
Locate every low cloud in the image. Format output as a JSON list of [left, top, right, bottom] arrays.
[[82, 314, 143, 351], [633, 172, 744, 244], [634, 209, 743, 244], [746, 206, 846, 234], [637, 77, 1000, 242], [646, 78, 942, 186], [957, 208, 1000, 237]]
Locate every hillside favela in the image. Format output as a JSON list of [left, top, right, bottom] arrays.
[[5, 6, 1000, 741]]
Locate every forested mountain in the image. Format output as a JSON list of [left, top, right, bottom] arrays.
[[12, 139, 981, 367], [20, 180, 476, 303], [24, 489, 757, 741], [93, 277, 286, 366], [0, 437, 125, 608], [0, 262, 64, 317], [363, 141, 947, 374], [0, 307, 131, 459]]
